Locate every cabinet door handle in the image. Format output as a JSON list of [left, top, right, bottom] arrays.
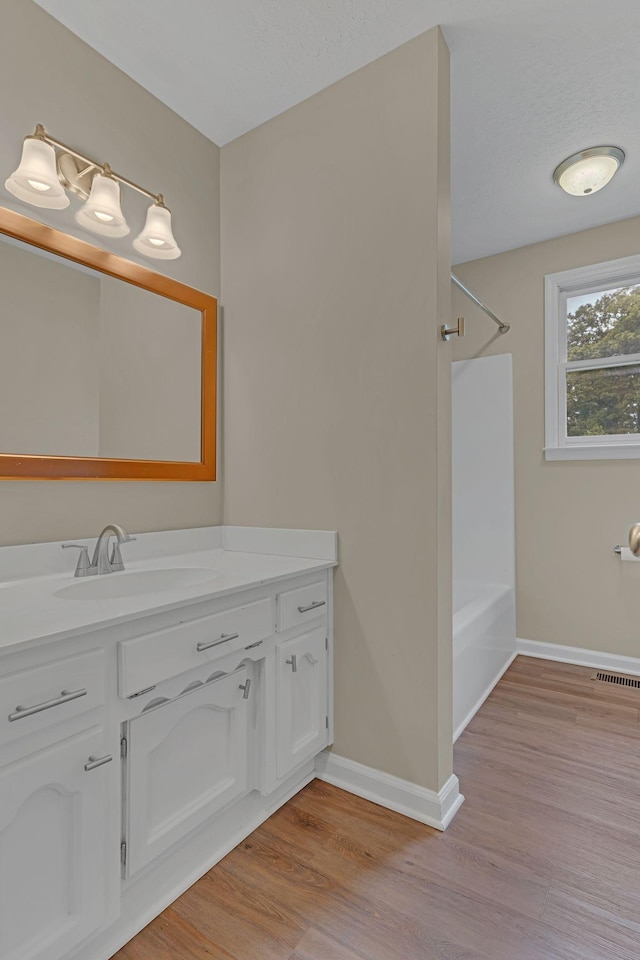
[[196, 632, 239, 652], [286, 655, 297, 673], [238, 679, 252, 700], [84, 754, 113, 772], [297, 600, 326, 614], [8, 687, 87, 722]]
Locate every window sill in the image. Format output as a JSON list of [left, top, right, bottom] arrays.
[[545, 445, 640, 461]]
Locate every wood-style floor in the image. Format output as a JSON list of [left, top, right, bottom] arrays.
[[114, 656, 640, 960]]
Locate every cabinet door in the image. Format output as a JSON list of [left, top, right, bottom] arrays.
[[127, 667, 250, 875], [276, 629, 328, 780], [0, 728, 118, 960]]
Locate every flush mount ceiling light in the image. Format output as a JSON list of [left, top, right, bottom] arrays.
[[4, 124, 181, 259], [553, 146, 625, 197]]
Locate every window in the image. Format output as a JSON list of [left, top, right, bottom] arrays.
[[545, 255, 640, 460]]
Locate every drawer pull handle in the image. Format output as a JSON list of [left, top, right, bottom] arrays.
[[239, 679, 252, 700], [84, 754, 113, 772], [127, 685, 156, 700], [286, 655, 297, 673], [297, 600, 326, 614], [8, 687, 87, 722], [245, 641, 263, 650], [197, 632, 239, 652]]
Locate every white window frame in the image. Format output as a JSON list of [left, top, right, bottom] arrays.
[[545, 254, 640, 461]]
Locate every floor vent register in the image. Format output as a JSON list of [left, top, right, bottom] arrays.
[[594, 671, 640, 688]]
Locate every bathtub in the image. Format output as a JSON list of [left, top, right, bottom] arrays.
[[453, 580, 516, 741]]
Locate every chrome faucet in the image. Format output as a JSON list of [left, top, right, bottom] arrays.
[[62, 523, 136, 577]]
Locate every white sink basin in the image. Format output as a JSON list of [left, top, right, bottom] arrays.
[[54, 567, 220, 600]]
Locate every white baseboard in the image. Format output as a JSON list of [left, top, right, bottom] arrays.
[[453, 650, 517, 743], [315, 752, 464, 830], [516, 637, 640, 676]]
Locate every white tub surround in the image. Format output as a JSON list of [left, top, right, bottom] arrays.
[[453, 581, 516, 740], [452, 355, 516, 740], [0, 526, 336, 960]]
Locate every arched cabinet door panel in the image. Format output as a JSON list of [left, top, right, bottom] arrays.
[[0, 728, 118, 960], [126, 666, 250, 876]]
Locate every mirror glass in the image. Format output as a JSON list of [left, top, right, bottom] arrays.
[[0, 234, 203, 462]]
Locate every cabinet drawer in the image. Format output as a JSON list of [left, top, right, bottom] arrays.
[[277, 580, 328, 632], [0, 650, 105, 747], [118, 598, 272, 698]]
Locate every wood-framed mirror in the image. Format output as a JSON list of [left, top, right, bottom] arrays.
[[0, 206, 216, 481]]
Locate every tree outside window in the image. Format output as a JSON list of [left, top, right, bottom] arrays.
[[566, 286, 640, 437]]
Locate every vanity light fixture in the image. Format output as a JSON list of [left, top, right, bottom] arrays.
[[75, 167, 130, 238], [553, 146, 625, 197], [133, 200, 181, 259], [4, 125, 180, 259], [4, 134, 70, 209]]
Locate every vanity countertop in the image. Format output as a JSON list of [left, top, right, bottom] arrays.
[[0, 526, 338, 653]]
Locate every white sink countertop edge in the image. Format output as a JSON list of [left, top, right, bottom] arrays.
[[0, 526, 338, 654]]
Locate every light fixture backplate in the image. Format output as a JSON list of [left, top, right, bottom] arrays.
[[57, 152, 99, 202]]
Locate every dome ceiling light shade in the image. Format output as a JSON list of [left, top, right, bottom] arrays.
[[4, 135, 70, 209], [75, 168, 130, 237], [553, 146, 625, 197], [133, 200, 181, 260], [3, 124, 181, 258]]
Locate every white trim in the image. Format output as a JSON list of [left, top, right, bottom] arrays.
[[544, 255, 640, 460], [545, 444, 640, 460], [453, 650, 517, 742], [314, 752, 464, 831], [516, 637, 640, 676], [544, 270, 563, 451], [545, 254, 640, 293], [563, 353, 640, 373]]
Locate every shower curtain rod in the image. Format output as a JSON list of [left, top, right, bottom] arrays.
[[451, 274, 510, 335]]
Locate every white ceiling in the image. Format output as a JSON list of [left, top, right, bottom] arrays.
[[32, 0, 640, 263]]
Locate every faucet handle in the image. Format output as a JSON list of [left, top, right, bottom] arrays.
[[109, 536, 136, 572], [61, 543, 91, 578]]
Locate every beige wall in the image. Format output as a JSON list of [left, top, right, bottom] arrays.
[[0, 240, 100, 456], [0, 0, 221, 545], [98, 279, 202, 462], [453, 214, 640, 657], [221, 29, 453, 791]]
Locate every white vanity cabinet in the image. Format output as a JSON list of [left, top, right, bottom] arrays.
[[276, 628, 328, 779], [0, 529, 336, 960], [125, 665, 252, 875], [0, 728, 119, 960], [0, 648, 119, 960]]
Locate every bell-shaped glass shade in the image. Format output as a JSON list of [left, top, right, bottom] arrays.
[[4, 137, 70, 209], [75, 173, 130, 237], [133, 203, 181, 259]]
